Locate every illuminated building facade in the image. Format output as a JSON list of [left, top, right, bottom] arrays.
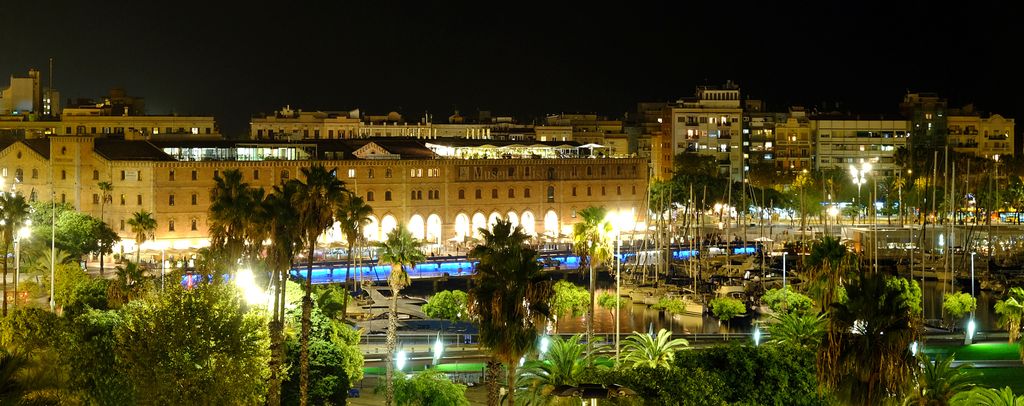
[[668, 81, 744, 181], [0, 137, 648, 262], [812, 116, 910, 177], [947, 108, 1015, 159]]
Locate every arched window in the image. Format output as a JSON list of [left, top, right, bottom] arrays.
[[547, 167, 555, 179], [491, 189, 498, 199], [586, 167, 593, 176], [168, 220, 175, 232], [385, 191, 392, 201], [367, 191, 375, 201], [191, 219, 198, 231], [31, 169, 37, 179], [281, 170, 290, 180], [546, 186, 555, 203], [93, 170, 99, 180], [458, 189, 465, 199], [14, 168, 22, 182], [508, 188, 515, 198]]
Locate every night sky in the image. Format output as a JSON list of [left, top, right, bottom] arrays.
[[1, 1, 1018, 141]]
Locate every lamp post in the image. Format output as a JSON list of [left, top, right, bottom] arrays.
[[827, 206, 839, 238], [966, 252, 976, 345], [782, 251, 788, 311], [850, 163, 871, 223], [13, 225, 29, 309]]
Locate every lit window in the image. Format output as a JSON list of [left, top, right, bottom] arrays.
[[348, 168, 356, 178]]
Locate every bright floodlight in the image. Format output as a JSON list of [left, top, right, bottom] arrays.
[[234, 269, 266, 306], [753, 326, 761, 346], [432, 333, 444, 363], [396, 350, 408, 371], [17, 226, 30, 239], [966, 319, 976, 341], [539, 335, 550, 355], [910, 341, 919, 356], [827, 206, 839, 218]]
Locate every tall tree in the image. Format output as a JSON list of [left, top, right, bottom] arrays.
[[820, 273, 920, 405], [994, 287, 1024, 343], [209, 169, 255, 266], [805, 236, 857, 313], [126, 210, 156, 264], [336, 194, 373, 319], [261, 180, 302, 406], [571, 206, 612, 352], [376, 225, 425, 406], [1, 193, 30, 316], [97, 181, 113, 275], [468, 219, 554, 406], [292, 165, 347, 406]]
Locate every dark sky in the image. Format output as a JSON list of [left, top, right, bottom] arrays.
[[1, 1, 1018, 138]]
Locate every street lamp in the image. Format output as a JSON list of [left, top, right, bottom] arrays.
[[850, 163, 871, 221], [432, 332, 444, 365], [396, 349, 408, 373], [13, 225, 29, 308], [604, 211, 632, 362], [539, 335, 551, 357], [827, 206, 839, 237], [966, 252, 977, 345], [234, 268, 267, 307]]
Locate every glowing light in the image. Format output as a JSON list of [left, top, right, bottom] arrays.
[[540, 336, 550, 355], [433, 333, 444, 363], [910, 341, 918, 356], [753, 326, 761, 346], [396, 350, 408, 371], [966, 319, 976, 341], [234, 269, 267, 306]]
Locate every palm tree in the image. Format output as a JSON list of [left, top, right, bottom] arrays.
[[620, 329, 689, 369], [468, 219, 554, 406], [377, 225, 426, 406], [767, 312, 825, 349], [904, 353, 979, 406], [514, 334, 605, 406], [1, 193, 30, 316], [209, 169, 255, 266], [262, 180, 302, 406], [98, 181, 113, 275], [0, 348, 31, 403], [336, 194, 373, 319], [821, 273, 919, 405], [994, 287, 1024, 343], [571, 206, 612, 352], [127, 210, 156, 264], [292, 165, 347, 406], [951, 386, 1024, 406], [805, 236, 857, 313], [108, 261, 147, 305]]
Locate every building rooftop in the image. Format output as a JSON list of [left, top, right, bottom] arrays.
[[22, 138, 51, 159], [95, 139, 175, 161]]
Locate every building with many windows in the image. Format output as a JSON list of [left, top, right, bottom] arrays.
[[812, 115, 910, 177], [0, 136, 648, 262], [774, 107, 814, 172], [668, 81, 744, 180], [947, 106, 1014, 159]]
